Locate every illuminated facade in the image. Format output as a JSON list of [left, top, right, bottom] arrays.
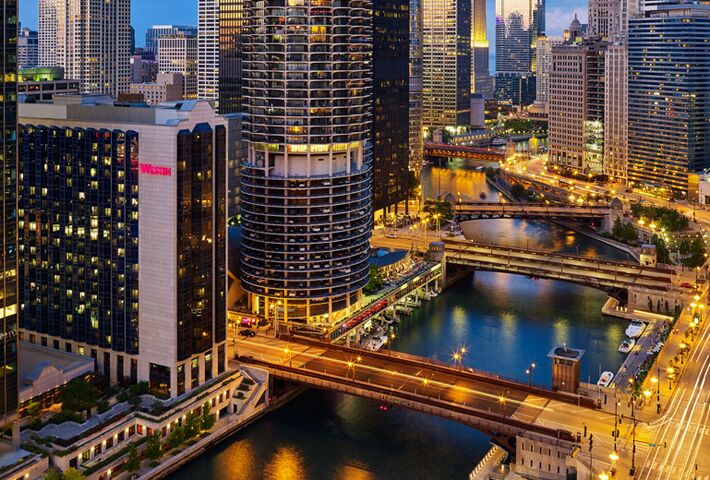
[[472, 0, 494, 98], [548, 41, 607, 174], [409, 0, 423, 173], [19, 98, 227, 398], [52, 0, 132, 96], [603, 44, 627, 182], [627, 3, 710, 194], [495, 0, 545, 105], [240, 1, 373, 330], [145, 25, 197, 58], [198, 0, 219, 104], [158, 33, 198, 99], [373, 0, 410, 211], [421, 0, 471, 130], [0, 0, 19, 435], [38, 0, 57, 67]]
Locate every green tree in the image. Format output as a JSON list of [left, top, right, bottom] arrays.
[[363, 267, 385, 295], [59, 379, 100, 413], [166, 426, 185, 450], [42, 469, 64, 480], [125, 444, 140, 472], [651, 234, 670, 264], [683, 234, 707, 267], [184, 411, 201, 439], [422, 199, 454, 222], [144, 433, 162, 460], [62, 468, 86, 480], [200, 405, 216, 431]]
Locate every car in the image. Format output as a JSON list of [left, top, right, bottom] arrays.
[[385, 233, 397, 238], [239, 329, 256, 337]]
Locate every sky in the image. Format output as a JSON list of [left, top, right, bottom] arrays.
[[20, 0, 588, 53]]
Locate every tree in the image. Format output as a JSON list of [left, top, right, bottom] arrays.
[[125, 444, 140, 472], [200, 405, 216, 431], [363, 267, 385, 295], [42, 469, 64, 480], [651, 234, 670, 264], [184, 411, 201, 439], [62, 469, 86, 480], [59, 379, 100, 413], [682, 233, 707, 267], [166, 426, 185, 450], [612, 218, 638, 243], [144, 433, 162, 460], [422, 199, 454, 223]]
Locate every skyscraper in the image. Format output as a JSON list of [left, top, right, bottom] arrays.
[[19, 97, 227, 397], [45, 0, 131, 96], [158, 33, 199, 99], [198, 0, 243, 114], [240, 1, 373, 331], [472, 0, 494, 98], [38, 0, 57, 67], [535, 35, 562, 105], [422, 0, 472, 130], [603, 44, 627, 182], [145, 25, 198, 58], [198, 0, 219, 106], [373, 0, 410, 213], [627, 3, 710, 195], [0, 0, 19, 437], [18, 28, 38, 69], [495, 0, 545, 105], [409, 0, 424, 174]]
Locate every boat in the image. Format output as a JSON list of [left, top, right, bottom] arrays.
[[618, 338, 636, 353], [625, 322, 645, 339], [429, 290, 439, 298], [597, 371, 614, 388]]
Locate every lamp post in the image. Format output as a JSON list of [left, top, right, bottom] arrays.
[[651, 375, 660, 414], [525, 362, 536, 387], [613, 398, 620, 452]]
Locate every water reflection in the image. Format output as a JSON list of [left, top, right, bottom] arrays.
[[264, 446, 308, 480]]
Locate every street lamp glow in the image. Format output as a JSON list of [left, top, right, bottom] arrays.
[[643, 389, 652, 398], [598, 474, 609, 480], [650, 376, 658, 384], [609, 452, 619, 462]]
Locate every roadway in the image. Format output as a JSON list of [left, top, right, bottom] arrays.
[[234, 334, 586, 441], [457, 202, 610, 220]]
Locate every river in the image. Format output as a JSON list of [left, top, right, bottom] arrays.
[[168, 163, 630, 480]]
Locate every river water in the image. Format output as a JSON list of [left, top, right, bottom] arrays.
[[169, 162, 630, 480]]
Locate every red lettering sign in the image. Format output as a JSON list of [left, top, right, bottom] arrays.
[[139, 163, 172, 176]]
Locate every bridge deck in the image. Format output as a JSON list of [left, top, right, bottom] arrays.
[[456, 202, 610, 219], [443, 238, 676, 291], [237, 335, 588, 441]]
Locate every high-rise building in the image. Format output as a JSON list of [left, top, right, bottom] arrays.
[[198, 0, 243, 114], [409, 0, 424, 174], [240, 1, 373, 331], [603, 44, 627, 182], [548, 40, 607, 174], [422, 0, 472, 130], [373, 0, 410, 212], [534, 35, 562, 105], [38, 0, 57, 67], [158, 33, 198, 99], [495, 0, 545, 105], [472, 0, 494, 98], [130, 55, 159, 84], [218, 0, 244, 114], [46, 0, 132, 96], [19, 96, 227, 397], [130, 72, 185, 105], [627, 3, 710, 195], [145, 25, 198, 58], [198, 0, 219, 106], [18, 28, 38, 69], [0, 0, 19, 438]]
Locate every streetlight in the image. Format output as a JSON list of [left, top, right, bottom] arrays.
[[284, 347, 292, 368], [347, 361, 354, 381], [667, 366, 675, 390], [525, 362, 536, 387], [613, 399, 620, 452], [651, 376, 660, 414]]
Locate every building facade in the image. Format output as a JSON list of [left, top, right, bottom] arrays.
[[198, 0, 219, 105], [373, 0, 410, 212], [158, 33, 198, 99], [603, 44, 627, 182], [240, 1, 373, 330], [409, 0, 423, 174], [38, 0, 57, 67], [495, 0, 545, 105], [421, 0, 471, 130], [0, 0, 19, 437], [130, 73, 185, 105], [472, 0, 494, 98], [19, 97, 227, 398], [145, 25, 197, 58], [627, 4, 710, 194], [548, 41, 607, 174], [218, 0, 244, 114], [534, 35, 562, 105], [49, 0, 132, 96], [18, 28, 38, 69], [18, 67, 80, 102]]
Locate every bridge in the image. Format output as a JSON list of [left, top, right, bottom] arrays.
[[443, 238, 679, 301], [456, 202, 611, 221], [236, 335, 588, 450], [424, 143, 505, 163]]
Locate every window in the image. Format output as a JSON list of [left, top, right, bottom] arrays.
[[149, 363, 171, 397]]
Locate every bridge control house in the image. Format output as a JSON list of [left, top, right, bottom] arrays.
[[18, 96, 228, 398]]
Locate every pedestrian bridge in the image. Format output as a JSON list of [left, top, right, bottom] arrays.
[[456, 202, 611, 221], [237, 336, 586, 450], [425, 143, 505, 163], [443, 238, 677, 298]]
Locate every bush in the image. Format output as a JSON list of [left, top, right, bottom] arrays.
[[96, 400, 110, 414], [125, 444, 140, 472], [144, 433, 162, 460], [50, 410, 84, 425], [27, 402, 41, 416], [60, 379, 100, 413]]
